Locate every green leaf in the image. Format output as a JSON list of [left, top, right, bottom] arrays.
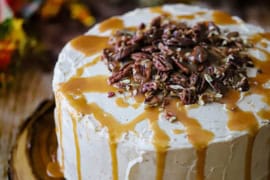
[[0, 18, 13, 40]]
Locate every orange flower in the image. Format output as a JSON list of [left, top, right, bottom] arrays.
[[41, 0, 65, 18]]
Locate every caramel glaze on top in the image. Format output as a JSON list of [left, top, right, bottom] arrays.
[[55, 8, 270, 180]]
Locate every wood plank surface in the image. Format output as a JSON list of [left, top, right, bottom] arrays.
[[0, 68, 52, 179]]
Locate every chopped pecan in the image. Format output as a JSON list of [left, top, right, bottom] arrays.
[[191, 46, 208, 63], [237, 77, 249, 91], [171, 57, 190, 74], [109, 63, 133, 84], [169, 72, 189, 88], [151, 16, 162, 27], [141, 81, 158, 93], [189, 73, 207, 93], [133, 60, 152, 83], [114, 44, 138, 60], [179, 89, 197, 105], [102, 16, 253, 106], [108, 92, 116, 98], [145, 92, 163, 107], [141, 45, 158, 53], [226, 31, 239, 39], [164, 37, 194, 47], [153, 53, 173, 71], [131, 52, 152, 61]]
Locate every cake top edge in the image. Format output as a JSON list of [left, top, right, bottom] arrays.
[[53, 4, 270, 149]]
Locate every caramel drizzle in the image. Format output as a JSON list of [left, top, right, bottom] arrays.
[[255, 47, 270, 180], [55, 94, 65, 172], [76, 56, 101, 77], [66, 29, 213, 179], [59, 75, 171, 180], [149, 6, 172, 17], [115, 97, 129, 108], [64, 21, 270, 180], [70, 35, 109, 57], [257, 109, 270, 120], [177, 14, 195, 20], [246, 46, 270, 180], [71, 114, 82, 180], [115, 97, 142, 109], [220, 37, 270, 178], [132, 108, 169, 180], [177, 11, 206, 20], [212, 10, 238, 25], [60, 75, 116, 96], [250, 48, 270, 118], [165, 100, 214, 180], [99, 17, 124, 33], [249, 32, 270, 45], [222, 89, 259, 180]]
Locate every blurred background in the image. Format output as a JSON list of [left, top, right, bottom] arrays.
[[0, 0, 270, 179]]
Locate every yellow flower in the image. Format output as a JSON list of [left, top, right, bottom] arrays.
[[9, 18, 26, 55], [69, 3, 95, 26]]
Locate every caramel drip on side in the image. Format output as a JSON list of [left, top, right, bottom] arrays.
[[245, 48, 270, 180], [156, 150, 167, 180], [99, 17, 124, 33], [115, 97, 129, 108], [60, 86, 147, 180], [249, 48, 270, 121], [110, 141, 119, 180], [55, 94, 65, 172], [249, 32, 270, 44], [151, 113, 169, 180], [245, 136, 256, 180], [227, 109, 258, 136], [71, 114, 82, 180], [70, 35, 109, 56], [60, 73, 170, 180], [149, 6, 172, 17], [76, 56, 101, 77], [165, 100, 214, 180], [260, 32, 270, 40], [196, 148, 207, 180], [222, 90, 259, 136], [223, 90, 258, 180], [253, 47, 270, 180], [257, 109, 270, 120], [59, 46, 270, 179], [165, 100, 214, 149], [212, 10, 238, 25], [47, 162, 64, 178], [131, 108, 169, 180]]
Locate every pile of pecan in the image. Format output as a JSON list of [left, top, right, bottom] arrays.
[[102, 16, 253, 106]]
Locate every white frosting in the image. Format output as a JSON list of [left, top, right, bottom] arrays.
[[53, 4, 270, 180]]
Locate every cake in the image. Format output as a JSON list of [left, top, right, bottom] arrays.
[[52, 4, 270, 180]]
